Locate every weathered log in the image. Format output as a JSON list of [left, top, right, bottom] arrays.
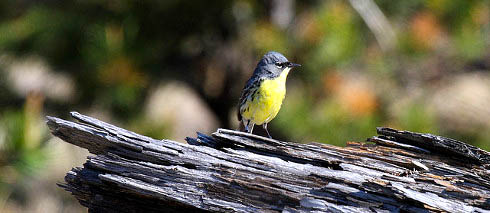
[[46, 112, 490, 213]]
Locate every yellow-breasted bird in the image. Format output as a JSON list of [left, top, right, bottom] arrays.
[[238, 51, 300, 138]]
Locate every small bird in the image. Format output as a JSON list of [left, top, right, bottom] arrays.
[[238, 51, 300, 138]]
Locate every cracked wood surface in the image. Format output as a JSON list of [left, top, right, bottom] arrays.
[[46, 112, 490, 213]]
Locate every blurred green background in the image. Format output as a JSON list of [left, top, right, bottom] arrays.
[[0, 0, 489, 212]]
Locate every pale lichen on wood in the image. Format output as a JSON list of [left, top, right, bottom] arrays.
[[46, 112, 490, 213]]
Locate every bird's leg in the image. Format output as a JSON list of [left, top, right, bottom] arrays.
[[263, 123, 272, 138], [246, 120, 254, 133], [244, 120, 250, 132]]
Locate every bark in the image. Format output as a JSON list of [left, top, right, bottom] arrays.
[[46, 112, 490, 213]]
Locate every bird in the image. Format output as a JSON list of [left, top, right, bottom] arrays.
[[237, 51, 300, 138]]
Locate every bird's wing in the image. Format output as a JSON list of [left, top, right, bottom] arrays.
[[237, 76, 262, 121]]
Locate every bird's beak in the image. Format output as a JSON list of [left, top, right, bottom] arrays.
[[287, 62, 301, 68]]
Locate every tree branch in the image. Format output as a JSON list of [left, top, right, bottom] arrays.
[[46, 112, 490, 212]]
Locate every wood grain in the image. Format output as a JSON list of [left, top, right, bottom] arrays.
[[46, 112, 490, 212]]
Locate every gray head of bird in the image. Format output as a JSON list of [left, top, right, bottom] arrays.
[[254, 51, 301, 78]]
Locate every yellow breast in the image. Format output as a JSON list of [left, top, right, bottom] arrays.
[[241, 68, 291, 125]]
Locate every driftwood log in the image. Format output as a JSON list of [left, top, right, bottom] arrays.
[[46, 112, 490, 212]]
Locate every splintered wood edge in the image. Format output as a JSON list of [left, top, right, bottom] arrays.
[[376, 127, 490, 164]]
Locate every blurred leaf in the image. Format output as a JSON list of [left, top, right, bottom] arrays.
[[252, 21, 288, 55], [306, 0, 364, 80], [0, 103, 48, 180], [453, 19, 487, 60], [397, 102, 437, 133], [410, 11, 442, 51]]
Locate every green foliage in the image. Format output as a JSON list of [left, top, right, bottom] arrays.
[[454, 22, 487, 60], [275, 87, 381, 145], [0, 107, 49, 194], [396, 101, 437, 134]]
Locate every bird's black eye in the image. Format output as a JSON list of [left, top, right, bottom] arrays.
[[275, 62, 283, 69]]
